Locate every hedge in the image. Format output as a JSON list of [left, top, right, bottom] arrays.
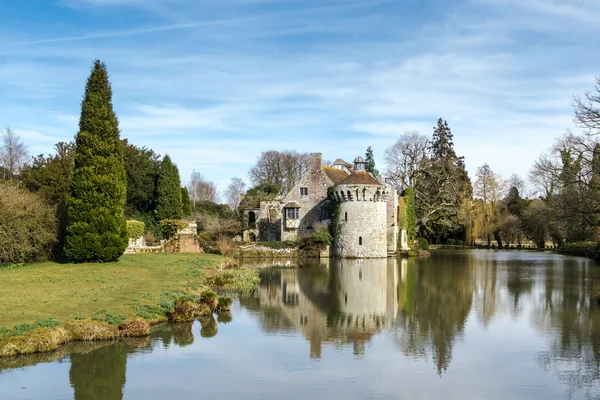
[[126, 220, 145, 239]]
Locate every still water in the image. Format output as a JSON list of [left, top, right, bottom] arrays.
[[1, 250, 600, 399]]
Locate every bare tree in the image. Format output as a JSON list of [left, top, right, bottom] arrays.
[[0, 127, 28, 180], [573, 76, 600, 134], [188, 170, 218, 208], [507, 173, 528, 197], [225, 177, 246, 210], [383, 131, 428, 191], [248, 150, 310, 196]]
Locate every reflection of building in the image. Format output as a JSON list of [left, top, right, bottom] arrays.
[[245, 258, 399, 358]]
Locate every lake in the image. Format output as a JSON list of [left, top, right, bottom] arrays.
[[1, 250, 600, 399]]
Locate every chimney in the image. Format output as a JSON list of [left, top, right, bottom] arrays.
[[310, 152, 322, 173]]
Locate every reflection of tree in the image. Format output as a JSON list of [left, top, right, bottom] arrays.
[[172, 323, 194, 347], [396, 257, 473, 375], [506, 263, 534, 314], [69, 342, 127, 400], [535, 259, 600, 396], [200, 315, 218, 338]]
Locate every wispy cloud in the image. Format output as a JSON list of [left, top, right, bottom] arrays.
[[1, 0, 599, 192]]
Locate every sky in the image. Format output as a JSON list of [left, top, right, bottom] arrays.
[[1, 0, 600, 197]]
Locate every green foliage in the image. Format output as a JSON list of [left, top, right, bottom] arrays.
[[19, 142, 75, 257], [446, 239, 466, 246], [327, 187, 341, 238], [126, 220, 145, 239], [404, 187, 417, 245], [0, 182, 57, 265], [64, 60, 128, 263], [418, 237, 429, 250], [365, 145, 379, 177], [159, 219, 188, 240], [156, 155, 183, 221], [0, 318, 62, 338], [299, 232, 332, 256], [311, 231, 333, 245], [181, 187, 192, 217], [398, 197, 407, 230], [414, 119, 472, 241], [560, 242, 599, 259], [122, 140, 160, 216], [239, 183, 279, 209], [91, 311, 127, 325]]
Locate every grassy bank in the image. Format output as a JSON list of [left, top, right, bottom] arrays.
[[0, 253, 260, 357]]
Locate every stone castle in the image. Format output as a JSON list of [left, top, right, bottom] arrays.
[[243, 153, 407, 258]]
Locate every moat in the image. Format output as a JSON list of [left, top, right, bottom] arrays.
[[1, 250, 600, 399]]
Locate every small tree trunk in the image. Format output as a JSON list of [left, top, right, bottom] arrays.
[[493, 231, 503, 249]]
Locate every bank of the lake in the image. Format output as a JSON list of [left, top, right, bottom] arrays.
[[0, 253, 260, 357]]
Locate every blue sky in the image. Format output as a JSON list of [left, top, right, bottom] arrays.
[[1, 0, 599, 197]]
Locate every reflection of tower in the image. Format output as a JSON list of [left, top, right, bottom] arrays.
[[69, 342, 127, 400], [331, 258, 398, 327], [249, 260, 399, 359]]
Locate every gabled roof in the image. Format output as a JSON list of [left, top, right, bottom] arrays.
[[338, 171, 382, 186], [284, 201, 300, 208], [322, 166, 350, 184]]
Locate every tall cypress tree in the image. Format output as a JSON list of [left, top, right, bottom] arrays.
[[181, 186, 192, 217], [365, 146, 379, 177], [156, 155, 183, 220], [64, 60, 128, 262]]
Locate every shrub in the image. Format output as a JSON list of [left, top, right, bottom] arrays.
[[299, 232, 332, 256], [446, 239, 466, 246], [217, 297, 232, 313], [417, 237, 429, 250], [560, 242, 599, 259], [144, 231, 156, 246], [0, 182, 57, 265], [155, 155, 183, 220], [216, 236, 236, 256], [64, 60, 128, 263], [126, 220, 145, 239]]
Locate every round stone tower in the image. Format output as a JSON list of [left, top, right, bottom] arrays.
[[331, 157, 389, 258]]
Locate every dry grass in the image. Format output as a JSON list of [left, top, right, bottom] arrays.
[[216, 236, 236, 256]]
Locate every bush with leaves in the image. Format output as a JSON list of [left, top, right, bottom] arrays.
[[126, 220, 145, 239], [0, 182, 57, 265]]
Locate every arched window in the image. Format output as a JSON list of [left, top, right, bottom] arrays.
[[359, 236, 363, 245], [248, 211, 256, 228], [362, 188, 367, 201], [345, 212, 348, 221], [347, 190, 352, 200]]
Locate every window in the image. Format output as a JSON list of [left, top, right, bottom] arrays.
[[300, 187, 308, 196], [344, 212, 348, 221], [359, 236, 363, 245], [286, 208, 299, 219], [269, 231, 277, 241]]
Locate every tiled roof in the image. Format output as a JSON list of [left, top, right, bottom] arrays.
[[322, 166, 350, 184], [338, 171, 382, 186], [284, 201, 300, 208]]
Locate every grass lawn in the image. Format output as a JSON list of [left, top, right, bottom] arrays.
[[0, 253, 256, 333]]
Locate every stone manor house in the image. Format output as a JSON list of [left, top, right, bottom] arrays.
[[242, 153, 406, 258]]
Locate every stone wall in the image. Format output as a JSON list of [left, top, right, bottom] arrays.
[[280, 153, 332, 241], [332, 183, 388, 258]]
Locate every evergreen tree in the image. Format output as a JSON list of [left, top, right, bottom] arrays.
[[156, 155, 183, 220], [122, 140, 160, 216], [365, 146, 379, 177], [181, 186, 192, 217], [414, 118, 472, 241], [64, 60, 128, 262]]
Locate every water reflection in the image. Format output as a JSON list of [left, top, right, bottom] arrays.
[[395, 256, 473, 374], [241, 259, 399, 359], [2, 251, 600, 400]]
